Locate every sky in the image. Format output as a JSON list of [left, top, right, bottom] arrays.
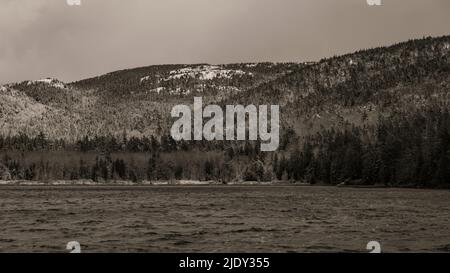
[[1, 0, 450, 84]]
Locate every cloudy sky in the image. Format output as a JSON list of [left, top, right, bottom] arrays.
[[1, 0, 449, 84]]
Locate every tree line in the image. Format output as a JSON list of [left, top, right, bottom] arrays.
[[1, 108, 449, 188]]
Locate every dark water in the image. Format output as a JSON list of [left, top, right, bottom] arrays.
[[0, 186, 449, 253]]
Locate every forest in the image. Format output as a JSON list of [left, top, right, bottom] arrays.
[[1, 106, 449, 188], [1, 36, 449, 188]]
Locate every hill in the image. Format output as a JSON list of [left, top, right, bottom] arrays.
[[1, 35, 449, 187]]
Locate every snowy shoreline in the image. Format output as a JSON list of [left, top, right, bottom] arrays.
[[1, 180, 442, 189], [0, 180, 299, 186]]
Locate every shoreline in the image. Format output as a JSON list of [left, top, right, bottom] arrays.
[[0, 180, 304, 187], [0, 180, 448, 190]]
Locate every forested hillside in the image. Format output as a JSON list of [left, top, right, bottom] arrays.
[[1, 63, 302, 140], [1, 36, 449, 187]]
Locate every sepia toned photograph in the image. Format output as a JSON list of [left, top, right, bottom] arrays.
[[0, 0, 450, 259]]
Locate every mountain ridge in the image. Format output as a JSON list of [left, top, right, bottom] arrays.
[[1, 35, 449, 141], [1, 35, 450, 187]]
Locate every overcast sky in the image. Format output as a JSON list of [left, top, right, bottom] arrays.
[[1, 0, 449, 84]]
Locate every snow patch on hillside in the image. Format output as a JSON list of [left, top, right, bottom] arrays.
[[166, 65, 252, 81], [147, 87, 192, 95], [349, 59, 357, 66], [27, 78, 66, 89], [139, 65, 253, 86], [0, 88, 49, 128], [140, 76, 151, 83]]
